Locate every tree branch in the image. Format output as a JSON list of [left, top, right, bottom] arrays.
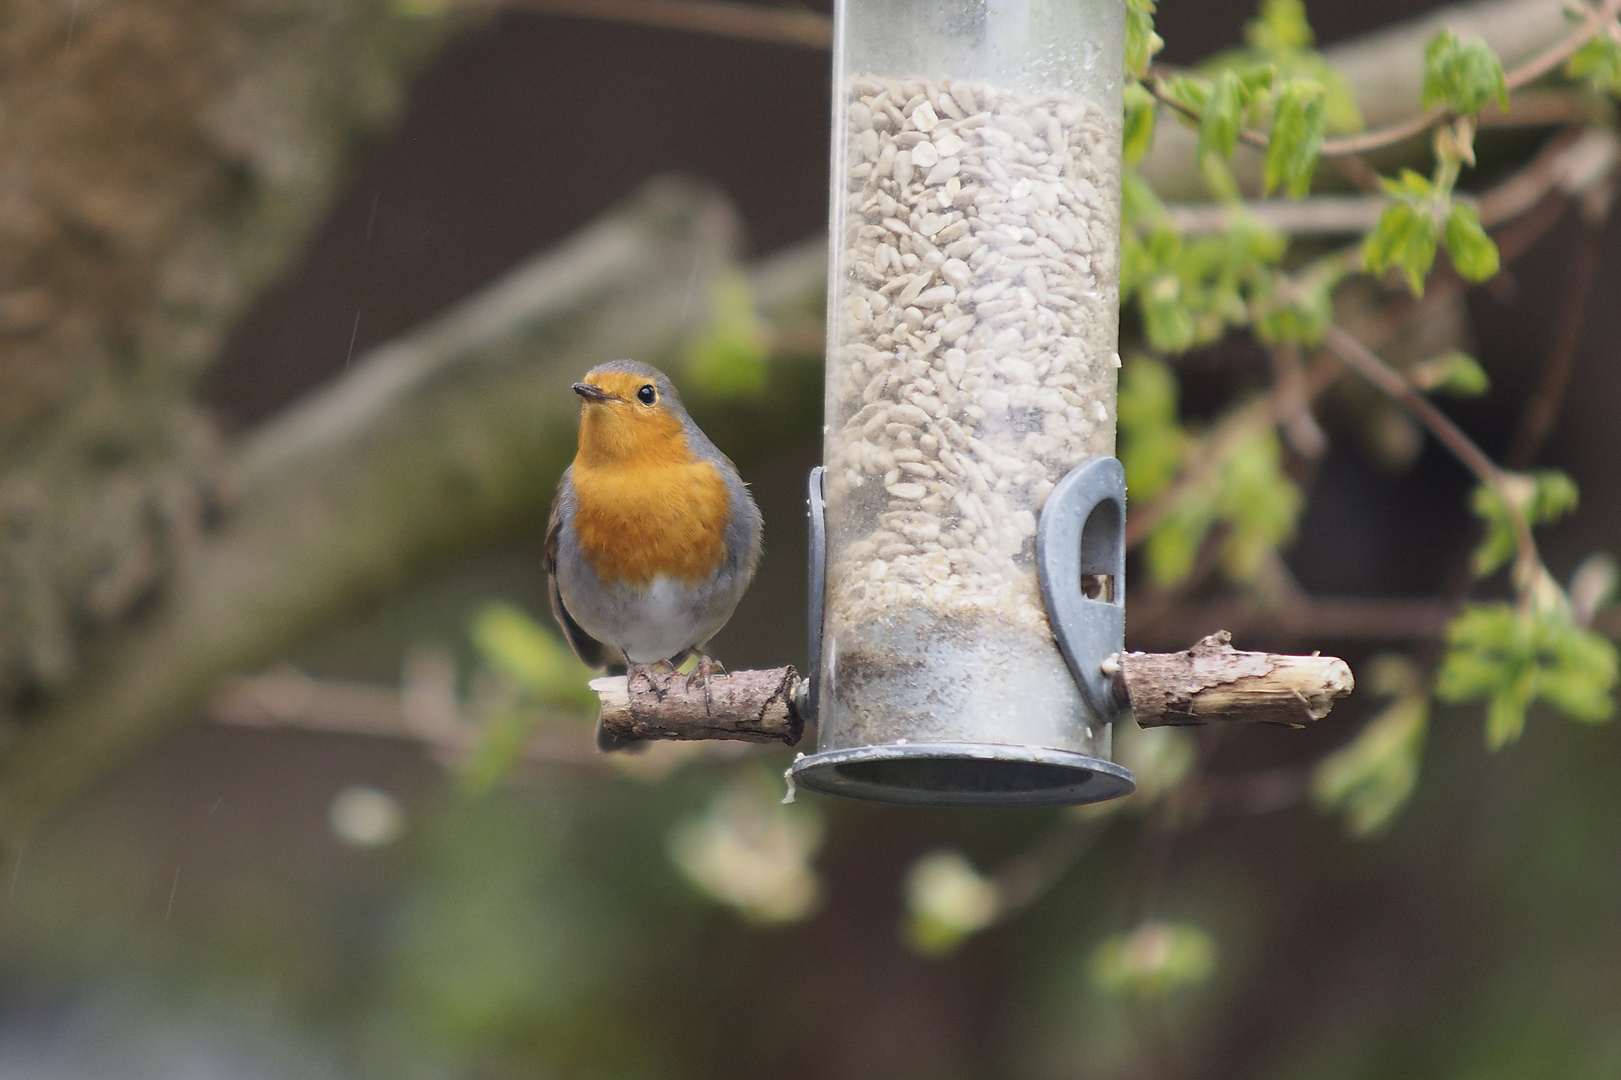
[[1115, 632, 1354, 729], [592, 667, 805, 744], [1162, 126, 1618, 235], [1322, 322, 1541, 585], [1139, 0, 1593, 201]]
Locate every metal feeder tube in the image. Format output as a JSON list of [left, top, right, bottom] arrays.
[[791, 0, 1135, 808]]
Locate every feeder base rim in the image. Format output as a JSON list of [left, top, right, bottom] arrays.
[[790, 741, 1135, 808]]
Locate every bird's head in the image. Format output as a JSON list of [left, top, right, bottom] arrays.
[[572, 361, 693, 468]]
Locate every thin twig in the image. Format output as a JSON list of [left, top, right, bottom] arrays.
[[1149, 0, 1621, 163], [1162, 127, 1618, 235], [1322, 323, 1541, 586], [1505, 180, 1614, 467]]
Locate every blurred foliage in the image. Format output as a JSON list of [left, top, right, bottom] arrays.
[[459, 604, 596, 793], [668, 769, 825, 924], [1468, 470, 1578, 578], [1089, 922, 1217, 997], [902, 849, 1002, 956], [682, 271, 772, 397], [1436, 595, 1618, 748], [1406, 349, 1491, 397], [1312, 655, 1429, 836]]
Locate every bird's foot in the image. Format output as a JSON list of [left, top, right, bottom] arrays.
[[627, 659, 679, 700], [683, 654, 727, 715]]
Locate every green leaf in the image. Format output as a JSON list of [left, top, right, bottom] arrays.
[[1566, 32, 1621, 96], [1141, 275, 1197, 353], [1118, 357, 1188, 500], [902, 850, 1000, 955], [1252, 272, 1332, 346], [683, 271, 769, 396], [1408, 349, 1490, 396], [1123, 82, 1158, 165], [1161, 74, 1213, 119], [1090, 922, 1217, 997], [1121, 170, 1167, 227], [472, 603, 594, 706], [1142, 427, 1300, 586], [1443, 202, 1500, 282], [1423, 29, 1509, 116], [1126, 0, 1164, 78], [1215, 429, 1301, 580], [1145, 491, 1219, 586], [1198, 70, 1247, 162], [1363, 200, 1440, 296], [1312, 656, 1428, 837], [1264, 79, 1328, 197], [1470, 471, 1579, 578], [1436, 602, 1619, 749], [462, 604, 597, 791], [1245, 0, 1314, 54], [1378, 167, 1437, 201]]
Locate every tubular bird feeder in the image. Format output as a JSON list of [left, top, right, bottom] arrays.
[[589, 0, 1354, 795], [790, 0, 1138, 806]]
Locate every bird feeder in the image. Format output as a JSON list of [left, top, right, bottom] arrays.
[[586, 0, 1354, 789], [788, 0, 1136, 806]]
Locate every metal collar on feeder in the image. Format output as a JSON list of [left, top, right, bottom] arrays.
[[788, 0, 1136, 808]]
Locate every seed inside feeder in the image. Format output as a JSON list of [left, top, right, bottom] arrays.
[[821, 73, 1123, 749]]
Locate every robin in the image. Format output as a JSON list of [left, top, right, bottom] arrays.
[[546, 360, 763, 748]]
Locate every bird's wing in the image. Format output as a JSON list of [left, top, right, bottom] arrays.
[[546, 473, 614, 672]]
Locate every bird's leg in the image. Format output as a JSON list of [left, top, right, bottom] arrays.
[[683, 653, 727, 715], [626, 656, 679, 701]]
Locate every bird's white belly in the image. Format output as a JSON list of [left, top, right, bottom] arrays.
[[563, 571, 730, 665]]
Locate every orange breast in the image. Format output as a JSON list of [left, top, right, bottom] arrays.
[[571, 459, 734, 586]]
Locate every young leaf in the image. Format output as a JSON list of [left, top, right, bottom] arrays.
[[1423, 29, 1509, 116], [1118, 357, 1188, 500], [1215, 429, 1301, 580], [1091, 922, 1217, 997], [1566, 32, 1621, 96], [1126, 0, 1164, 78], [1264, 79, 1328, 197], [903, 850, 1000, 955], [1436, 602, 1619, 749], [1363, 201, 1439, 296], [1252, 272, 1332, 346], [1199, 70, 1247, 163], [1408, 349, 1490, 396], [1443, 202, 1500, 282], [683, 271, 769, 395], [1245, 0, 1314, 54], [1312, 655, 1429, 837], [1470, 471, 1579, 578], [1123, 82, 1159, 165]]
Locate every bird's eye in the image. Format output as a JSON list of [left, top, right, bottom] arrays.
[[637, 384, 657, 405]]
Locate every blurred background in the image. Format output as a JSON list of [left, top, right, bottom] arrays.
[[1, 0, 1619, 1077]]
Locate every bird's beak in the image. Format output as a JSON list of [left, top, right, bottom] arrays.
[[573, 382, 615, 403]]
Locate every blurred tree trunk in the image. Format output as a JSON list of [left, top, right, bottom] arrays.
[[0, 0, 448, 719]]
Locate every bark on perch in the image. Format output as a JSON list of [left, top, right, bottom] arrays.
[[592, 667, 805, 745], [1117, 631, 1354, 729]]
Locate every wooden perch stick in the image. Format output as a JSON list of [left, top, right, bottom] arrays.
[[592, 667, 805, 745], [1116, 631, 1354, 729], [584, 632, 1351, 746]]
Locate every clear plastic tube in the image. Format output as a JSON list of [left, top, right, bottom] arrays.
[[817, 0, 1126, 760]]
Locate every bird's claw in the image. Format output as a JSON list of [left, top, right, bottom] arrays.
[[683, 654, 726, 714]]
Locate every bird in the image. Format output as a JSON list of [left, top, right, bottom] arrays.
[[545, 360, 763, 749]]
